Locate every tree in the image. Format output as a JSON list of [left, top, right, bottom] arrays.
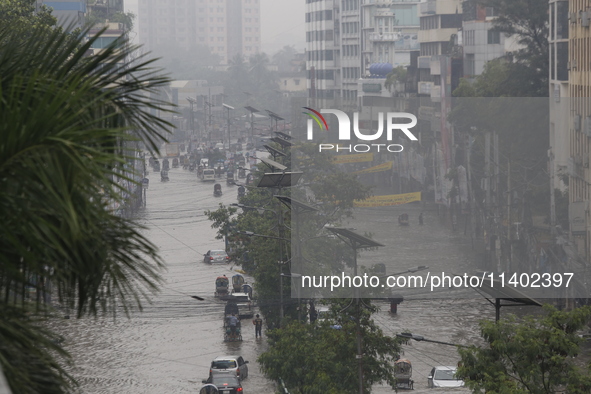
[[259, 300, 403, 393], [0, 13, 172, 393], [457, 0, 549, 97], [457, 306, 591, 393], [272, 45, 298, 73]]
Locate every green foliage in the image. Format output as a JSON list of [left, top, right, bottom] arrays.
[[456, 0, 549, 97], [384, 66, 407, 92], [259, 300, 402, 393], [457, 305, 591, 393], [0, 0, 57, 31], [0, 15, 172, 393]]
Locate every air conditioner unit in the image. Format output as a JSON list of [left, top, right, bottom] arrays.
[[584, 116, 591, 137], [569, 12, 578, 22], [582, 11, 590, 27], [574, 114, 581, 131]]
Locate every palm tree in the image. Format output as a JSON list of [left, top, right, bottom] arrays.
[[0, 19, 172, 393]]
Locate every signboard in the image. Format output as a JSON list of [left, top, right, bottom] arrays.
[[569, 200, 587, 234], [362, 83, 382, 93], [333, 152, 374, 164], [353, 161, 393, 174], [354, 192, 421, 207], [142, 178, 150, 189]]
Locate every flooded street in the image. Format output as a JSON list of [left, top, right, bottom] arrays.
[[53, 160, 520, 393]]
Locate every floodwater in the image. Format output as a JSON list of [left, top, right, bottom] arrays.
[[51, 157, 534, 393]]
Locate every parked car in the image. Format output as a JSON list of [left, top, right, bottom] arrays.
[[209, 355, 249, 380], [202, 374, 243, 393], [203, 250, 230, 264], [427, 366, 464, 388]]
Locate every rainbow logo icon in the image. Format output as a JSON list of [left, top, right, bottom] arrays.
[[302, 107, 329, 131]]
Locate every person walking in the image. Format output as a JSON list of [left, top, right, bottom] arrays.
[[228, 313, 239, 339], [253, 314, 263, 338]]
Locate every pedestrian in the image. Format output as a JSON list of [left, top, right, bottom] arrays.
[[253, 314, 263, 338], [419, 212, 424, 225], [228, 313, 239, 338]]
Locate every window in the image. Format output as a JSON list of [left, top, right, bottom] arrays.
[[420, 16, 438, 30], [464, 54, 475, 76], [464, 30, 475, 46], [485, 7, 498, 17], [487, 30, 500, 44], [556, 1, 569, 40]]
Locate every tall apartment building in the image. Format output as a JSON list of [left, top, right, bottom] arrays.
[[306, 0, 340, 105], [362, 0, 420, 68], [567, 0, 591, 259], [549, 0, 570, 192], [461, 0, 507, 77], [36, 0, 86, 29], [306, 0, 419, 107], [138, 0, 261, 65]]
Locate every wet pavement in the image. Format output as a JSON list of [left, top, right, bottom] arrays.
[[52, 155, 523, 393]]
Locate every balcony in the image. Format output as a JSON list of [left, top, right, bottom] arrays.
[[368, 32, 402, 42]]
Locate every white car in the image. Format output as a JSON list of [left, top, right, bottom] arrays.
[[427, 366, 464, 388], [209, 355, 249, 381]]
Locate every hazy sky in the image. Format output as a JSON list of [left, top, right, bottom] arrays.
[[124, 0, 306, 55]]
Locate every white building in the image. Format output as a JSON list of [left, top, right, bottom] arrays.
[[138, 0, 261, 65]]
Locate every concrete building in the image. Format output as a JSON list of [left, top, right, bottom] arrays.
[[137, 0, 261, 65], [306, 0, 340, 106], [306, 0, 420, 108], [567, 0, 591, 259], [36, 0, 86, 29], [362, 0, 420, 68], [549, 0, 570, 192]]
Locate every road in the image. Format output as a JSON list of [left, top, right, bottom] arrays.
[[51, 155, 531, 393]]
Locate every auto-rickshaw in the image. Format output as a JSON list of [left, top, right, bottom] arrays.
[[393, 359, 414, 389], [214, 276, 229, 297], [214, 183, 222, 197], [231, 274, 245, 293], [172, 158, 179, 168], [237, 185, 246, 199], [153, 160, 160, 172], [162, 158, 170, 171], [398, 213, 409, 226], [238, 168, 246, 179], [161, 170, 169, 182], [226, 171, 234, 185]]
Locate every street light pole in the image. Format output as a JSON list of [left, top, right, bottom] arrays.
[[222, 103, 234, 151]]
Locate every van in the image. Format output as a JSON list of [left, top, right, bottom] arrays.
[[202, 168, 216, 181]]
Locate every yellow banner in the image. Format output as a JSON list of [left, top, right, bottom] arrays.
[[333, 152, 374, 164], [353, 161, 393, 175], [354, 192, 421, 207]]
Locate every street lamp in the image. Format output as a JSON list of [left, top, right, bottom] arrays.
[[186, 97, 197, 139], [326, 227, 384, 394], [396, 333, 468, 348], [222, 103, 234, 150]]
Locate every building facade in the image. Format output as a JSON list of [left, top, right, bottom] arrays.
[[305, 0, 419, 108], [36, 0, 86, 29], [137, 0, 261, 65], [568, 0, 591, 259]]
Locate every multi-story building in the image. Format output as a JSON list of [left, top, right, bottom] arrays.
[[567, 0, 591, 259], [306, 0, 419, 108], [36, 0, 86, 29], [461, 1, 507, 77], [306, 0, 340, 106], [549, 0, 570, 192], [137, 0, 261, 65], [362, 0, 420, 68]]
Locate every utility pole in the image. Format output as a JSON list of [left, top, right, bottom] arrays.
[[549, 148, 556, 235]]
